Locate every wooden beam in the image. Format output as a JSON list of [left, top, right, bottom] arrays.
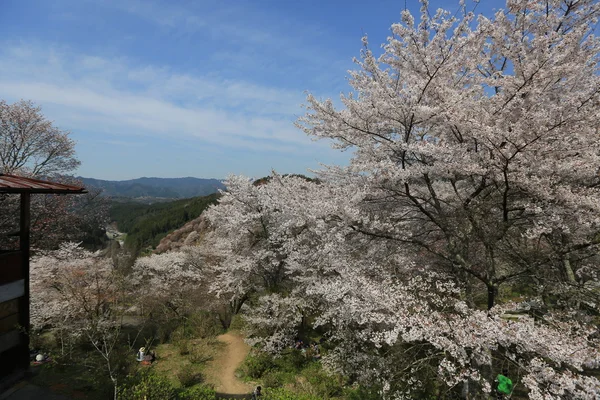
[[0, 299, 19, 319], [0, 280, 24, 303], [18, 192, 30, 369], [0, 314, 19, 334]]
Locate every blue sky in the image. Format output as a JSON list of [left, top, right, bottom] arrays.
[[0, 0, 497, 180]]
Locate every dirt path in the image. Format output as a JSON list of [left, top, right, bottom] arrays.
[[204, 332, 254, 395]]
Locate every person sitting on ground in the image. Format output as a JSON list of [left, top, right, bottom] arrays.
[[136, 347, 146, 362], [311, 342, 321, 360], [252, 385, 262, 399], [32, 353, 50, 365], [142, 353, 153, 365], [301, 343, 309, 355]]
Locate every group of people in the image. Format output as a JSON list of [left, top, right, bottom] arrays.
[[294, 338, 321, 360]]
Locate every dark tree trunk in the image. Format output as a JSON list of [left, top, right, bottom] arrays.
[[487, 284, 496, 310]]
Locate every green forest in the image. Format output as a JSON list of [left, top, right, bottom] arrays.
[[110, 193, 219, 252], [109, 175, 314, 253]]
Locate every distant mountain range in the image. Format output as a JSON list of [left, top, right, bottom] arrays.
[[79, 177, 225, 199]]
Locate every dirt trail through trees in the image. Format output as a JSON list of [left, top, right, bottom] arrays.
[[205, 332, 254, 396]]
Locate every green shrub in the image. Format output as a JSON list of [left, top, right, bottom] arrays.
[[187, 311, 222, 338], [177, 339, 191, 356], [301, 363, 343, 398], [262, 387, 322, 400], [274, 350, 308, 372], [343, 385, 384, 400], [156, 319, 182, 343], [240, 349, 309, 381], [171, 325, 186, 343], [228, 313, 246, 331], [240, 351, 273, 379], [119, 370, 178, 400], [189, 344, 212, 364], [178, 385, 217, 400], [262, 370, 294, 388], [177, 369, 203, 388]]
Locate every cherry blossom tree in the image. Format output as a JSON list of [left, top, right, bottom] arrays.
[[201, 0, 600, 397], [202, 175, 297, 315], [0, 100, 107, 250], [297, 0, 600, 311], [30, 243, 126, 400], [131, 248, 204, 316], [297, 0, 600, 394], [206, 174, 600, 398], [0, 100, 79, 176], [131, 246, 237, 329]]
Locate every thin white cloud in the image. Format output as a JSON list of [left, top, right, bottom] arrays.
[[96, 139, 147, 147], [0, 43, 335, 154]]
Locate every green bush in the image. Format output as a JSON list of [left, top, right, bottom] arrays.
[[156, 318, 182, 343], [169, 312, 222, 344], [119, 371, 178, 400], [240, 349, 310, 381], [301, 363, 343, 398], [343, 385, 384, 400], [189, 344, 213, 364], [241, 351, 273, 379], [262, 387, 322, 400], [186, 312, 223, 339], [178, 385, 217, 400], [274, 350, 308, 372], [120, 371, 218, 399], [228, 313, 246, 331], [177, 339, 191, 356], [262, 370, 294, 388], [177, 369, 203, 388]]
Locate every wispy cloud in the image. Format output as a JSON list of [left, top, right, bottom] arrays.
[[96, 139, 147, 147], [0, 43, 323, 153], [0, 0, 356, 179], [92, 0, 351, 86]]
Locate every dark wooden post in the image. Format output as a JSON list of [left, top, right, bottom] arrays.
[[18, 193, 30, 369]]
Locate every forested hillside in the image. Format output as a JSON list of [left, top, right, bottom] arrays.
[[81, 176, 225, 199], [110, 193, 219, 252]]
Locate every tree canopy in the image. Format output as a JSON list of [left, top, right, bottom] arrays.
[[202, 1, 600, 398], [0, 99, 79, 176], [0, 100, 107, 250]]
